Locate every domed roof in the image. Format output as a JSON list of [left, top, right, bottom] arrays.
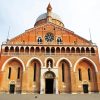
[[36, 12, 62, 22], [34, 3, 64, 27]]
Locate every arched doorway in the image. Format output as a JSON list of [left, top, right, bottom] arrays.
[[45, 71, 55, 94]]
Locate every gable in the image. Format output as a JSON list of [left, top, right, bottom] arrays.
[[8, 23, 90, 45]]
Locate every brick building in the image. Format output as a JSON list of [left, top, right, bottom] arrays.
[[0, 4, 100, 94]]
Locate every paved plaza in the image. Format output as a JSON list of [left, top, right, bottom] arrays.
[[0, 94, 100, 100]]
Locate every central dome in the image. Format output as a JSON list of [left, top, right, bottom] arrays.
[[36, 12, 62, 22], [34, 3, 64, 27]]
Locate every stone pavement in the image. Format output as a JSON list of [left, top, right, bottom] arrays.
[[0, 94, 100, 100]]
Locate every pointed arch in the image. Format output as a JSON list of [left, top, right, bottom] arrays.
[[74, 57, 98, 72], [56, 57, 72, 68], [26, 57, 43, 67], [1, 57, 25, 71], [45, 57, 55, 68]]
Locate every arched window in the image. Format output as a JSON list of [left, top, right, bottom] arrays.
[[56, 47, 60, 53], [15, 47, 19, 53], [51, 47, 55, 54], [20, 47, 24, 53], [35, 47, 40, 53], [66, 47, 70, 53], [57, 37, 62, 44], [5, 46, 9, 52], [41, 47, 45, 53], [8, 67, 11, 79], [86, 47, 90, 53], [10, 46, 14, 52], [17, 67, 20, 79], [91, 47, 95, 53], [61, 47, 65, 53], [30, 47, 34, 53], [78, 69, 82, 81], [46, 47, 50, 54], [62, 63, 65, 82], [33, 63, 37, 81], [25, 47, 29, 53], [88, 68, 91, 81], [76, 47, 80, 53], [71, 47, 75, 53], [37, 37, 42, 44], [81, 47, 85, 53]]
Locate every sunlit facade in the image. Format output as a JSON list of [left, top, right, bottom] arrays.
[[0, 4, 100, 94]]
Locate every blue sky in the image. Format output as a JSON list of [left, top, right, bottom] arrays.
[[0, 0, 100, 54]]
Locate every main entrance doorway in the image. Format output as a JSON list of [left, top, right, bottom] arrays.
[[45, 79, 54, 94], [45, 71, 55, 94], [83, 84, 88, 93], [9, 84, 15, 94]]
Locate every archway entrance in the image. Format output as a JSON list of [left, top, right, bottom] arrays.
[[9, 84, 15, 94], [45, 79, 54, 94], [45, 71, 55, 94], [83, 84, 88, 93]]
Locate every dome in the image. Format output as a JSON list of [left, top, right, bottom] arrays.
[[36, 12, 62, 22], [34, 3, 64, 27]]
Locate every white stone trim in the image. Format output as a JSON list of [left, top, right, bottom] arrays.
[[26, 57, 43, 67], [56, 57, 72, 68], [74, 57, 98, 72], [1, 57, 25, 71], [40, 69, 58, 94]]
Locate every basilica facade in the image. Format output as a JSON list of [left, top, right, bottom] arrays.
[[0, 4, 100, 94]]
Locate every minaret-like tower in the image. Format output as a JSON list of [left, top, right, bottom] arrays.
[[47, 3, 52, 22]]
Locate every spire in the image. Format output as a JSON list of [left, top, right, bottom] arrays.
[[47, 3, 52, 22], [89, 28, 93, 43], [47, 3, 52, 12]]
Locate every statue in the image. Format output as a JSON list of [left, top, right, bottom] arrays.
[[48, 61, 51, 70]]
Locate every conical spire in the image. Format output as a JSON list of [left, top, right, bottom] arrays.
[[47, 3, 52, 12]]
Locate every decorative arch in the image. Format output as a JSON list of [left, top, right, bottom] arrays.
[[45, 57, 55, 68], [45, 57, 55, 66], [44, 71, 56, 78], [74, 57, 98, 72], [26, 57, 43, 67], [56, 57, 72, 68], [1, 57, 25, 71]]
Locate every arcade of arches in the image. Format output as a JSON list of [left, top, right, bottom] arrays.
[[0, 4, 100, 94], [0, 57, 99, 94]]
